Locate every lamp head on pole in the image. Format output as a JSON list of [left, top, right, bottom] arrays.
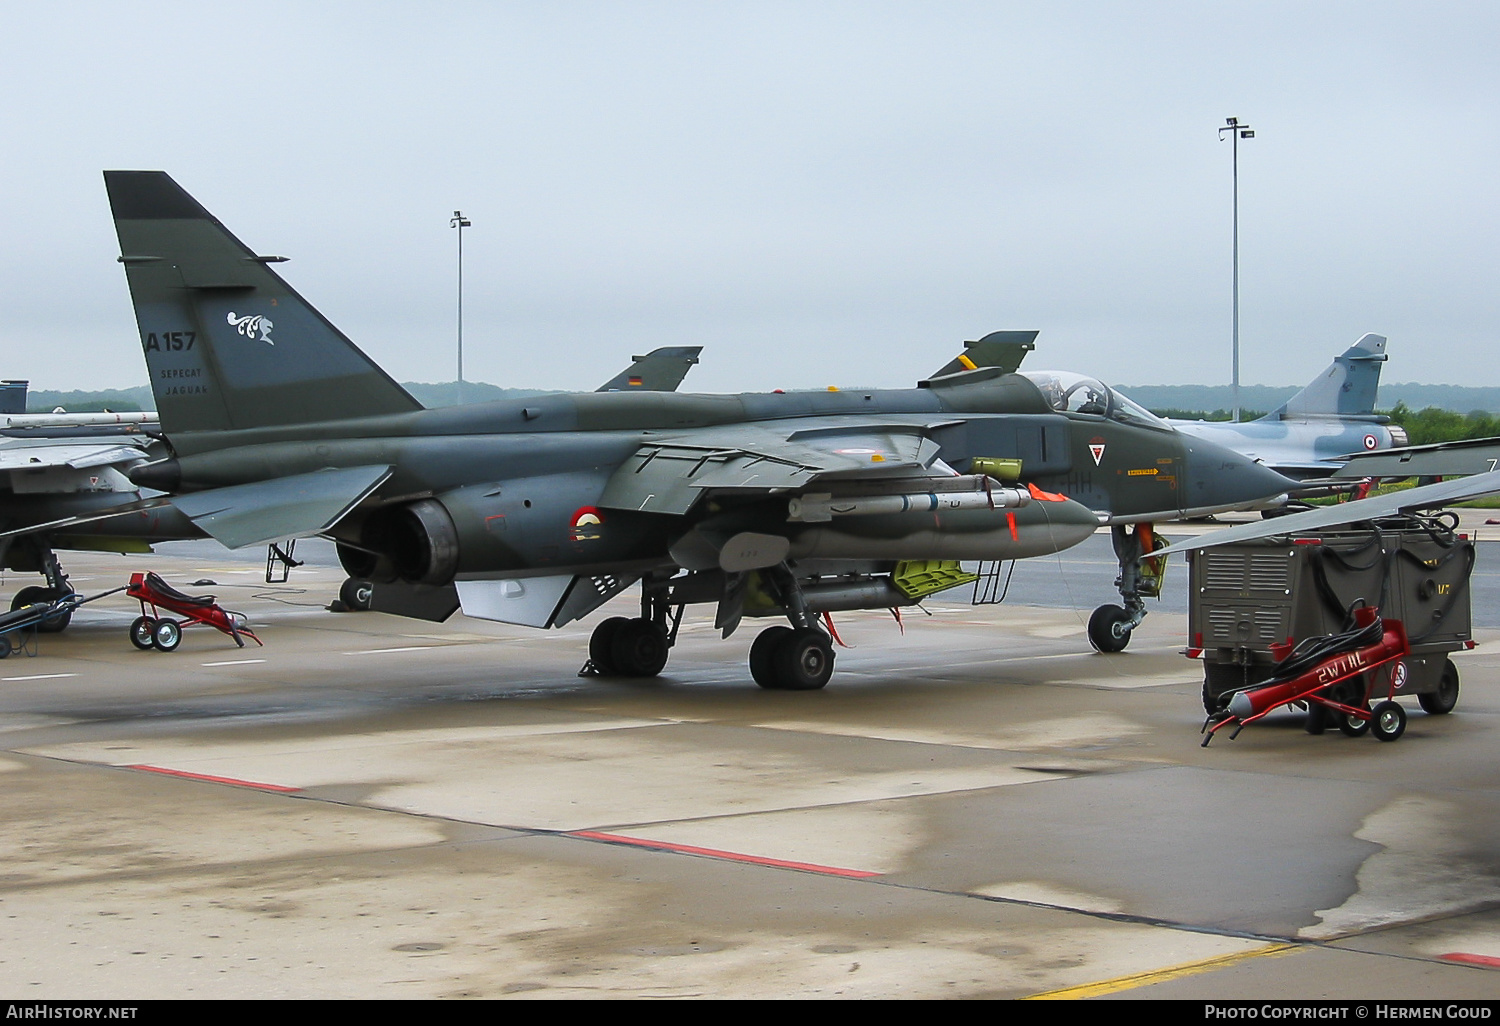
[[1219, 117, 1254, 141], [450, 211, 471, 229]]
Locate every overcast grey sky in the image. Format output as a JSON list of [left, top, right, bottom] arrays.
[[2, 1, 1495, 395]]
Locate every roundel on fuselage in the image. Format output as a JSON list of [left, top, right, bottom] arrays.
[[571, 506, 604, 542]]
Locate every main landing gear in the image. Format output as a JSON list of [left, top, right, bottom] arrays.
[[744, 563, 835, 691], [748, 625, 835, 691], [6, 545, 74, 634], [583, 573, 682, 678], [582, 564, 837, 689], [1088, 523, 1166, 654], [587, 615, 671, 677]]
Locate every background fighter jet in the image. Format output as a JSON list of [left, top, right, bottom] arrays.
[[1165, 333, 1404, 479], [106, 170, 1292, 684], [597, 347, 702, 393], [0, 384, 191, 628]]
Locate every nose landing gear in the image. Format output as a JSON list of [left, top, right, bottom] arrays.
[[1088, 523, 1165, 653], [6, 546, 74, 634]]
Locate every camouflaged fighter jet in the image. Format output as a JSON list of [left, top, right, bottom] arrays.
[[0, 380, 192, 629], [105, 171, 1294, 683], [1165, 333, 1406, 479]]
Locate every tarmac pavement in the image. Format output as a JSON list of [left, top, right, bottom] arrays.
[[0, 535, 1497, 999]]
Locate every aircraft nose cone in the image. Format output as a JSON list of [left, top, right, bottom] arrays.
[[1180, 438, 1297, 512]]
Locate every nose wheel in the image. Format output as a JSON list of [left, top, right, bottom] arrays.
[[1087, 604, 1135, 653], [1089, 523, 1164, 653]]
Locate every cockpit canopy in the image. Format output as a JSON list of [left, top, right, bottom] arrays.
[[1020, 371, 1170, 430]]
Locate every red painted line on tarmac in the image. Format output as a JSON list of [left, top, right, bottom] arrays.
[[129, 764, 300, 793], [1441, 952, 1500, 969], [568, 830, 879, 878]]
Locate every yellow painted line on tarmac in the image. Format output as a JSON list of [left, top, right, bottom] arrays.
[[1025, 942, 1297, 999]]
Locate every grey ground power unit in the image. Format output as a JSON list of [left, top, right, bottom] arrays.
[[1189, 515, 1474, 715]]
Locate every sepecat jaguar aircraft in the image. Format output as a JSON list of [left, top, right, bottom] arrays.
[[105, 170, 1294, 686]]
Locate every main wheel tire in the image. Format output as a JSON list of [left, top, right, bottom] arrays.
[[1337, 704, 1371, 738], [610, 618, 669, 678], [152, 618, 182, 652], [1371, 700, 1407, 742], [129, 615, 157, 650], [772, 627, 835, 691], [588, 617, 630, 675], [339, 578, 374, 612], [1087, 604, 1132, 653], [0, 634, 11, 659], [1304, 703, 1328, 735], [12, 586, 70, 633], [1418, 659, 1460, 715], [750, 626, 794, 689], [10, 586, 48, 611]]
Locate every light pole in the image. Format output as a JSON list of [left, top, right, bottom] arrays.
[[450, 210, 471, 405], [1219, 117, 1254, 422]]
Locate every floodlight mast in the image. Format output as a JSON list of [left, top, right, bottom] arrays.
[[1219, 117, 1254, 423], [450, 210, 472, 405]]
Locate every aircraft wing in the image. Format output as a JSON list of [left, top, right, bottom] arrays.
[[600, 421, 947, 515], [0, 495, 175, 541], [1332, 437, 1500, 479], [596, 347, 703, 392], [168, 465, 392, 549], [0, 438, 150, 472], [1151, 472, 1500, 558]]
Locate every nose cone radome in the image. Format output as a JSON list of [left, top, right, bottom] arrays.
[[1180, 437, 1297, 514]]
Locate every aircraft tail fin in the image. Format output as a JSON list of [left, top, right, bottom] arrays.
[[1263, 333, 1388, 421], [596, 346, 702, 392], [926, 330, 1037, 380], [104, 171, 422, 437], [0, 380, 27, 415]]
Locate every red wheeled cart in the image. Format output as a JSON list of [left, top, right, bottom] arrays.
[[1201, 606, 1412, 744], [125, 572, 262, 652]]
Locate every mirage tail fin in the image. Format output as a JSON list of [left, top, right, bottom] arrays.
[[105, 171, 421, 437], [1261, 333, 1388, 421]]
